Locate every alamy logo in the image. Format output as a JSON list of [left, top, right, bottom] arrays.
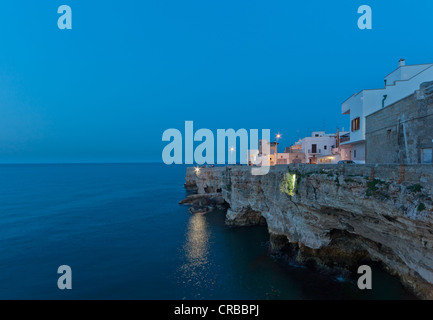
[[357, 265, 372, 290], [162, 121, 271, 175], [358, 5, 372, 30], [58, 5, 72, 30], [57, 265, 72, 290], [56, 5, 371, 31]]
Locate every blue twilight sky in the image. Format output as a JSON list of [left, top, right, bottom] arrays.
[[1, 1, 433, 163]]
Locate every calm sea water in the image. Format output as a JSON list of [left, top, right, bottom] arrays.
[[0, 163, 415, 299]]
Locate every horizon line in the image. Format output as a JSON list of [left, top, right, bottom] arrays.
[[0, 161, 167, 165]]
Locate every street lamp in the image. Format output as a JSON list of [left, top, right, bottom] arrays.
[[275, 133, 282, 165], [194, 166, 201, 176]]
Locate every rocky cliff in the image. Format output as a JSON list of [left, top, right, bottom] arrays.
[[182, 164, 433, 299]]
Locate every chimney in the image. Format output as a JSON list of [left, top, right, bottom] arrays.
[[399, 58, 406, 67], [336, 128, 340, 148]]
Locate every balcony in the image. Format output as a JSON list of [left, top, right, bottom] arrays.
[[339, 135, 350, 144], [308, 149, 321, 155]]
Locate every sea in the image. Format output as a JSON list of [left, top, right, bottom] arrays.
[[0, 163, 416, 299]]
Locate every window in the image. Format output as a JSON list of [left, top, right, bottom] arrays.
[[422, 148, 432, 164], [324, 145, 327, 150], [351, 117, 360, 132], [354, 150, 357, 158], [387, 129, 392, 140], [311, 144, 317, 153]]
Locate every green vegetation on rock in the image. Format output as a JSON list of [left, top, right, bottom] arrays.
[[280, 172, 297, 196], [408, 184, 423, 193], [418, 203, 426, 212], [366, 178, 389, 198]]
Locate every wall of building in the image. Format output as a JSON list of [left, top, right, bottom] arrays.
[[317, 154, 341, 164], [300, 135, 337, 163], [275, 151, 306, 164], [366, 83, 433, 164], [342, 64, 433, 145], [351, 141, 366, 163], [339, 144, 351, 161], [385, 64, 432, 85]]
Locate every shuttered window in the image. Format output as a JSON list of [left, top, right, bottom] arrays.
[[351, 117, 360, 132]]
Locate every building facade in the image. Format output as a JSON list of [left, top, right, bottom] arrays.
[[365, 81, 433, 164], [341, 60, 433, 163], [338, 131, 352, 161], [248, 141, 307, 166], [273, 146, 306, 164], [296, 131, 338, 164], [247, 140, 279, 166]]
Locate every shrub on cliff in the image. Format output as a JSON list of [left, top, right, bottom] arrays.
[[280, 173, 297, 196]]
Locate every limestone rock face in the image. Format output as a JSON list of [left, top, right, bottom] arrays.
[[179, 193, 228, 214], [183, 164, 433, 299]]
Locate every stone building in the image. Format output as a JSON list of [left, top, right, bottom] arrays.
[[274, 146, 306, 164], [341, 60, 433, 163], [365, 81, 433, 164]]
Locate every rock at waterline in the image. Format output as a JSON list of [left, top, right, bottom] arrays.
[[179, 193, 228, 214]]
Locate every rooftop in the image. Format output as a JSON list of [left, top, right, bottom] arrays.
[[342, 60, 433, 115]]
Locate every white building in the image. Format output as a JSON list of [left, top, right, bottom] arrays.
[[296, 131, 338, 164], [341, 59, 433, 163]]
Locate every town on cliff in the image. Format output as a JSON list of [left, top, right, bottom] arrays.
[[181, 59, 433, 299], [245, 59, 433, 167]]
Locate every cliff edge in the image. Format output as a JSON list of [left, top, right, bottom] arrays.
[[182, 164, 433, 299]]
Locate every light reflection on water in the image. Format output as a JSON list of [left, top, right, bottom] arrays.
[[178, 213, 213, 293], [184, 213, 210, 268], [175, 209, 418, 300]]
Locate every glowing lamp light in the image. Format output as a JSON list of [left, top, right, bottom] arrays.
[[230, 147, 235, 164], [194, 166, 201, 175]]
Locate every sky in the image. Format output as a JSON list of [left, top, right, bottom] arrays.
[[1, 0, 433, 163]]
